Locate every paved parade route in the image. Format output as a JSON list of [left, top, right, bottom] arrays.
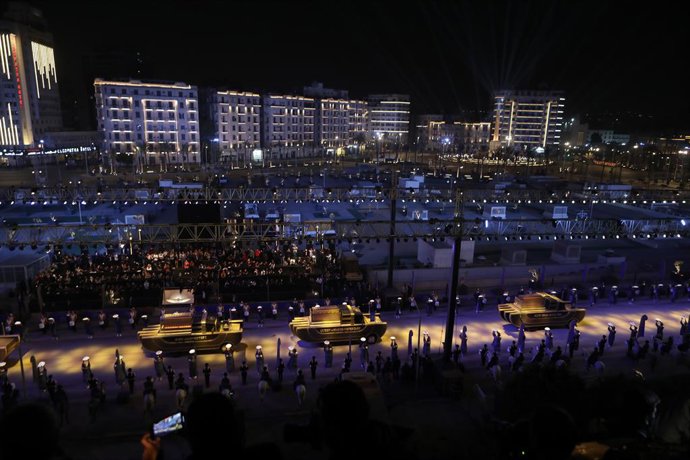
[[4, 296, 690, 459]]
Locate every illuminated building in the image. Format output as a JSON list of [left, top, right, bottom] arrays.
[[347, 99, 368, 145], [368, 94, 410, 145], [453, 121, 491, 153], [94, 79, 200, 168], [260, 93, 316, 159], [206, 90, 261, 163], [491, 90, 565, 150], [0, 3, 62, 147]]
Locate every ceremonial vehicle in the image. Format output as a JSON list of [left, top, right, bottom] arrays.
[[137, 289, 243, 353], [498, 292, 586, 330], [289, 304, 387, 343]]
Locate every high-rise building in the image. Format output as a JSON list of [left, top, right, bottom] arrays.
[[0, 2, 62, 147], [453, 121, 492, 153], [347, 99, 368, 145], [491, 90, 565, 150], [261, 94, 315, 159], [206, 90, 261, 163], [368, 94, 410, 145], [93, 79, 200, 169]]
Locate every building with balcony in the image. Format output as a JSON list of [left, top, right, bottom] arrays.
[[368, 94, 410, 145], [491, 90, 565, 150], [94, 79, 200, 170], [205, 89, 261, 164], [260, 94, 315, 159]]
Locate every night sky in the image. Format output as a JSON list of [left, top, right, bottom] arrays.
[[28, 0, 690, 133]]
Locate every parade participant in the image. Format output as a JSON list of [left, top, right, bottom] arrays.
[[460, 326, 469, 356], [288, 346, 299, 370], [359, 338, 369, 368], [114, 356, 126, 385], [324, 341, 333, 368], [422, 331, 431, 357], [390, 337, 399, 362], [202, 363, 212, 388], [143, 376, 156, 398], [166, 365, 175, 390], [589, 286, 598, 307], [81, 357, 92, 383], [566, 320, 577, 348], [277, 358, 285, 383], [257, 306, 264, 327], [550, 346, 563, 364], [298, 301, 306, 317], [479, 344, 489, 367], [655, 319, 664, 341], [680, 317, 688, 337], [98, 310, 107, 330], [544, 327, 554, 350], [288, 305, 295, 321], [492, 330, 502, 354], [113, 314, 122, 337], [126, 368, 136, 394], [219, 372, 231, 393], [508, 341, 517, 358], [569, 329, 580, 359], [38, 313, 47, 334], [188, 349, 198, 379], [375, 351, 383, 374], [271, 302, 278, 320], [309, 356, 318, 380], [376, 296, 382, 313], [240, 361, 249, 385], [129, 307, 137, 330], [223, 344, 235, 373], [395, 297, 402, 318], [609, 286, 618, 304], [586, 347, 600, 371], [154, 351, 165, 381], [607, 323, 617, 348], [48, 317, 57, 339], [67, 311, 77, 332], [243, 304, 250, 322], [255, 345, 265, 373]]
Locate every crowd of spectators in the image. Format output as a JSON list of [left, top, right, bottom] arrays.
[[34, 242, 343, 310]]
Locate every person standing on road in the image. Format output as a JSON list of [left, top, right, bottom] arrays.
[[655, 319, 664, 341], [607, 324, 616, 348], [479, 344, 488, 367], [203, 363, 211, 389], [166, 366, 175, 390], [126, 368, 136, 394], [240, 361, 249, 385], [154, 351, 165, 382], [309, 356, 318, 380], [459, 326, 468, 356], [492, 330, 502, 354], [277, 358, 285, 383]]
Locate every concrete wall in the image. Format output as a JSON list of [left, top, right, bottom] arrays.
[[368, 260, 636, 294]]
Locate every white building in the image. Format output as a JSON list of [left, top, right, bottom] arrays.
[[368, 94, 410, 145], [207, 90, 261, 163], [94, 79, 200, 170], [0, 4, 62, 148], [347, 99, 368, 144], [491, 90, 564, 150], [587, 129, 630, 145], [316, 98, 349, 148], [260, 94, 315, 159]]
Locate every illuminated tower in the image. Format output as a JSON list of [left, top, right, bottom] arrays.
[[0, 3, 62, 147]]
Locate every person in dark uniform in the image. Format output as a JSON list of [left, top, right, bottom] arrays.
[[257, 306, 264, 327], [81, 357, 92, 383], [166, 366, 175, 390], [113, 314, 122, 337], [492, 330, 502, 354], [655, 319, 664, 341], [202, 363, 212, 388], [569, 330, 580, 359], [154, 351, 165, 382], [239, 361, 249, 385], [219, 373, 231, 393], [271, 302, 278, 320], [607, 323, 616, 348], [126, 368, 136, 394], [188, 350, 198, 379], [550, 346, 563, 364], [324, 341, 333, 368], [586, 347, 600, 371], [544, 328, 554, 350], [224, 344, 235, 373], [479, 344, 489, 367], [143, 376, 156, 399], [508, 341, 517, 358], [309, 356, 318, 380], [277, 358, 285, 383]]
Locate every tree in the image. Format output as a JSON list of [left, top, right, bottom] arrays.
[[589, 132, 603, 144]]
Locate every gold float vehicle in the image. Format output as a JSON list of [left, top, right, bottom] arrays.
[[498, 292, 586, 330], [137, 289, 243, 353], [289, 304, 387, 343]]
